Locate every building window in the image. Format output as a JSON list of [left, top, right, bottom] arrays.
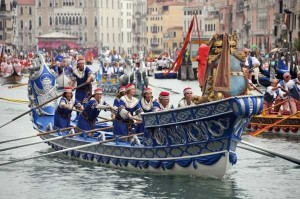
[[29, 20, 32, 30], [29, 7, 32, 15], [95, 32, 97, 41], [85, 32, 87, 42], [39, 17, 42, 26], [50, 17, 52, 26], [84, 17, 87, 26], [56, 17, 58, 25], [38, 0, 41, 7], [0, 21, 2, 30], [20, 7, 23, 15], [112, 18, 114, 27], [95, 16, 97, 26], [20, 20, 23, 29]]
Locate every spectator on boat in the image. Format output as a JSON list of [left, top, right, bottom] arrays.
[[153, 91, 174, 111], [55, 51, 64, 62], [288, 71, 300, 114], [54, 87, 83, 128], [70, 56, 94, 105], [117, 83, 143, 135], [274, 72, 292, 115], [243, 48, 260, 83], [178, 87, 195, 107], [110, 50, 123, 63], [111, 86, 127, 136], [277, 54, 288, 70], [262, 79, 285, 114], [61, 58, 73, 77], [77, 88, 110, 136]]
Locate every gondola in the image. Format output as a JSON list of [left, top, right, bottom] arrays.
[[27, 32, 263, 178]]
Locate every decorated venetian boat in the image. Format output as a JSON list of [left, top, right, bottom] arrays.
[[154, 71, 177, 79], [246, 113, 300, 136], [24, 31, 263, 178]]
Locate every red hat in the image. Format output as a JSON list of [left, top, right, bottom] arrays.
[[143, 88, 152, 95], [183, 87, 192, 94], [119, 86, 126, 93], [64, 86, 73, 93], [94, 88, 103, 95], [159, 91, 170, 100], [125, 83, 135, 91]]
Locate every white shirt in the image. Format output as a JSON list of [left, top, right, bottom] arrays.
[[245, 56, 260, 67]]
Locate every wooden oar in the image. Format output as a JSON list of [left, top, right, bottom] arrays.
[[0, 126, 76, 145], [148, 83, 180, 94], [248, 82, 263, 94], [0, 126, 113, 153], [0, 133, 143, 167], [262, 99, 289, 114], [251, 111, 299, 136], [72, 109, 114, 122], [8, 83, 28, 89], [0, 97, 29, 104], [0, 82, 89, 129], [241, 140, 300, 165], [237, 145, 275, 158]]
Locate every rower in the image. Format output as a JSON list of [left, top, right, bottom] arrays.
[[262, 79, 284, 115], [178, 87, 195, 107], [70, 56, 94, 106], [117, 83, 143, 135], [288, 71, 300, 114], [274, 72, 291, 115], [54, 86, 83, 128], [112, 86, 127, 136], [139, 88, 155, 112], [77, 88, 110, 136], [153, 91, 174, 111]]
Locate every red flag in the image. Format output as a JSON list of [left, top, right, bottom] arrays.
[[165, 16, 195, 74]]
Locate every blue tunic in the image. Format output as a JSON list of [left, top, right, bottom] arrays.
[[54, 97, 79, 128], [136, 98, 156, 136], [77, 98, 107, 131], [112, 98, 127, 136], [117, 95, 143, 135], [72, 66, 93, 103]]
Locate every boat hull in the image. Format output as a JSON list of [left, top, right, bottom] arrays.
[[32, 95, 263, 178], [0, 73, 22, 84], [42, 134, 231, 178], [154, 72, 177, 79], [246, 114, 300, 136]]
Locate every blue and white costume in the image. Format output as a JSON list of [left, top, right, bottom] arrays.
[[54, 97, 79, 128], [71, 66, 93, 103], [77, 98, 108, 131]]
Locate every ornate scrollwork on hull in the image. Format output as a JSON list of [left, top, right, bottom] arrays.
[[153, 128, 167, 146], [205, 118, 230, 138], [169, 126, 186, 145], [187, 122, 209, 143]]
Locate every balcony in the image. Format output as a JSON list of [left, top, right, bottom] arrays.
[[151, 42, 159, 47]]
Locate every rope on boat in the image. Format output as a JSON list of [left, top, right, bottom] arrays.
[[0, 97, 29, 104]]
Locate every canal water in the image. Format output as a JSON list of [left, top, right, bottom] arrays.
[[0, 63, 299, 199]]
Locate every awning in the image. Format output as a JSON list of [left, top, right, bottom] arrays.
[[38, 41, 47, 48], [66, 41, 79, 49]]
